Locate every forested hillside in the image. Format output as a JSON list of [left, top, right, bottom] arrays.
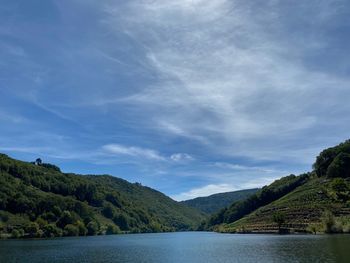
[[181, 189, 259, 214], [205, 140, 350, 234], [0, 154, 204, 239]]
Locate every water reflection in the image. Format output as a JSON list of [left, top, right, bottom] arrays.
[[0, 232, 349, 263]]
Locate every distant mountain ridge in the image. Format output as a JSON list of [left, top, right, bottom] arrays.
[[0, 153, 205, 239], [181, 189, 259, 214]]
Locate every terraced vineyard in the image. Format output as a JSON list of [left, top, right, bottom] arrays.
[[207, 140, 350, 234], [219, 177, 350, 233]]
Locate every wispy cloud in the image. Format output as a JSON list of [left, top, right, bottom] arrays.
[[102, 144, 166, 161], [102, 143, 195, 164], [212, 162, 285, 174], [103, 0, 350, 164], [170, 153, 194, 162]]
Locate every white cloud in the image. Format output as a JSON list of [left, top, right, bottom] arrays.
[[212, 162, 283, 173], [102, 144, 166, 161], [172, 183, 238, 201], [102, 143, 196, 164], [170, 153, 194, 162], [172, 176, 277, 201]]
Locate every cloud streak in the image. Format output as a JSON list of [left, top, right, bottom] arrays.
[[102, 144, 166, 161], [172, 175, 275, 201]]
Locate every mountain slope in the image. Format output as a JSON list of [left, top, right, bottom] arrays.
[[181, 188, 259, 214], [207, 140, 350, 234], [205, 174, 309, 229], [0, 154, 204, 238], [220, 176, 350, 233]]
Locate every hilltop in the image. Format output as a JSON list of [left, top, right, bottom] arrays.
[[181, 188, 259, 214], [0, 154, 205, 238]]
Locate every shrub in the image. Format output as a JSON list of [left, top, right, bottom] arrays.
[[86, 221, 99, 235], [75, 221, 88, 236], [11, 229, 22, 238], [321, 210, 336, 233], [57, 211, 77, 228], [106, 224, 120, 235], [102, 203, 116, 219], [43, 224, 62, 238], [35, 217, 48, 228], [272, 211, 286, 233], [306, 223, 321, 234], [41, 212, 57, 222], [25, 222, 40, 238], [113, 214, 130, 231], [64, 224, 79, 236]]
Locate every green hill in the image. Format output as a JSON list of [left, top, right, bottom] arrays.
[[0, 154, 205, 239], [206, 140, 350, 234], [181, 188, 259, 214]]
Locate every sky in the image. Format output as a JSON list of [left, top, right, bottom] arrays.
[[1, 0, 350, 201]]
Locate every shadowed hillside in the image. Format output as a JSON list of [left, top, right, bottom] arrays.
[[181, 188, 259, 214]]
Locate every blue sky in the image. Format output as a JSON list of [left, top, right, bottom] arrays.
[[1, 0, 350, 200]]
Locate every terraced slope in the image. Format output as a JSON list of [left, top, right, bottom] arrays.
[[219, 177, 350, 233], [211, 140, 350, 234]]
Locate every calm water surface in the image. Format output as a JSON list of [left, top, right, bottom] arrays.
[[1, 232, 349, 263]]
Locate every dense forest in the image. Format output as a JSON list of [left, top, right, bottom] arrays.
[[0, 154, 204, 239], [181, 188, 259, 214], [205, 140, 350, 234]]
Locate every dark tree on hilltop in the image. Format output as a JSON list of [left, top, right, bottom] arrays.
[[327, 153, 350, 178], [313, 140, 350, 177]]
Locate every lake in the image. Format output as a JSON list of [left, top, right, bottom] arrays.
[[0, 232, 349, 263]]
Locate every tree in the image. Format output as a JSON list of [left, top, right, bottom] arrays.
[[26, 222, 40, 238], [106, 224, 120, 235], [43, 224, 62, 238], [57, 211, 77, 228], [322, 210, 335, 233], [75, 220, 88, 236], [87, 221, 99, 235], [273, 211, 286, 233], [102, 203, 116, 219], [11, 229, 22, 238], [64, 224, 79, 236], [313, 140, 350, 177], [35, 158, 42, 165], [113, 214, 129, 231], [35, 217, 48, 228], [327, 153, 350, 178]]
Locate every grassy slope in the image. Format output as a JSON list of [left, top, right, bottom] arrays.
[[181, 189, 259, 214], [218, 177, 350, 233]]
